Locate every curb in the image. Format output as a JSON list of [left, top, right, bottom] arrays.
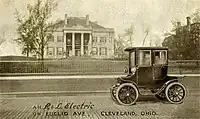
[[0, 75, 124, 80], [0, 72, 124, 77], [1, 74, 200, 80], [0, 91, 110, 97]]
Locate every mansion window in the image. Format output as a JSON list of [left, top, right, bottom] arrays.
[[100, 37, 106, 43], [100, 47, 107, 55], [109, 37, 113, 43], [57, 36, 63, 42], [57, 47, 63, 55], [92, 47, 98, 55], [47, 47, 54, 56], [92, 36, 97, 43], [47, 34, 54, 42]]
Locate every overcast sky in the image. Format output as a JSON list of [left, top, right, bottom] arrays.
[[1, 0, 200, 46]]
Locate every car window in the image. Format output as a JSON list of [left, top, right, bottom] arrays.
[[154, 51, 167, 65], [138, 50, 151, 66]]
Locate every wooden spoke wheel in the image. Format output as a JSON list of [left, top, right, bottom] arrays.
[[110, 84, 119, 101], [116, 83, 139, 106], [165, 82, 186, 104]]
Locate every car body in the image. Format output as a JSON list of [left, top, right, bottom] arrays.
[[110, 47, 187, 105]]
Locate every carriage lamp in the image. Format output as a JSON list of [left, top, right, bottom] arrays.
[[124, 67, 128, 73]]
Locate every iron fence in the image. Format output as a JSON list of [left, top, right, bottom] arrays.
[[0, 60, 199, 74]]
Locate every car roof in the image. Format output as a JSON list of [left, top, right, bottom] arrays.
[[124, 47, 168, 51]]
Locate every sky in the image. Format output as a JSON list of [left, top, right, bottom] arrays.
[[0, 0, 200, 46]]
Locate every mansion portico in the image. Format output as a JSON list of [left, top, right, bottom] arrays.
[[44, 14, 115, 59]]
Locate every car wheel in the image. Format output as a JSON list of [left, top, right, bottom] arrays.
[[165, 82, 186, 104], [110, 84, 119, 101], [116, 83, 139, 106]]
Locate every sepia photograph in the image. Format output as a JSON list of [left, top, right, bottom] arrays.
[[0, 0, 200, 119]]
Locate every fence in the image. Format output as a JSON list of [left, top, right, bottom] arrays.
[[0, 60, 199, 74], [0, 61, 48, 73], [0, 60, 128, 73]]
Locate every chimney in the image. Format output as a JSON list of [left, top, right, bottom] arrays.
[[177, 22, 181, 28], [186, 16, 191, 31], [86, 14, 89, 25], [186, 16, 191, 26], [176, 22, 181, 35], [65, 14, 68, 25]]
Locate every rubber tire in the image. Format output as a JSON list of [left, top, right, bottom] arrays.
[[116, 83, 139, 106], [165, 82, 187, 104], [110, 84, 117, 101]]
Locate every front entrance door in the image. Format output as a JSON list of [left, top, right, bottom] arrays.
[[75, 50, 81, 56]]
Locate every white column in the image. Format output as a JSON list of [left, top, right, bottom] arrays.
[[44, 46, 47, 59], [88, 33, 92, 55], [81, 33, 84, 55], [63, 33, 66, 58], [54, 47, 57, 58], [72, 33, 75, 56]]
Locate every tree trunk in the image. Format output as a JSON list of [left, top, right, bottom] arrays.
[[27, 51, 29, 57], [41, 47, 44, 60], [41, 38, 45, 72], [41, 37, 44, 61], [26, 45, 29, 57]]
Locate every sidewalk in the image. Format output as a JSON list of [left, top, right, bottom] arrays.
[[1, 73, 200, 80]]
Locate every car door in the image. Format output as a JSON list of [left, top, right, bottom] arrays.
[[137, 50, 153, 86], [153, 50, 168, 80]]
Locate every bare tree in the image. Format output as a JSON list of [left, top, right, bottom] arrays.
[[114, 35, 128, 59], [142, 27, 150, 46], [124, 24, 134, 47]]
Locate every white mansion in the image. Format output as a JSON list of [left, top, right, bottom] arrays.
[[44, 14, 115, 59]]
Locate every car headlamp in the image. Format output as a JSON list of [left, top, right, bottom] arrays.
[[131, 67, 136, 74]]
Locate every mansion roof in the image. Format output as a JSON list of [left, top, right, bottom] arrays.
[[54, 17, 114, 32]]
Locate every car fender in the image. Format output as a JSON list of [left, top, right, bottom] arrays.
[[155, 79, 178, 95], [117, 76, 139, 93], [117, 74, 135, 82]]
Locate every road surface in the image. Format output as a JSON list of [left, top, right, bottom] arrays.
[[0, 93, 199, 119], [0, 75, 199, 119]]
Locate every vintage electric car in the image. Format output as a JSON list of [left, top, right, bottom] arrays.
[[110, 47, 187, 105]]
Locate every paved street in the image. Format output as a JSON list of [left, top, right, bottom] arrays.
[[0, 75, 199, 119], [0, 92, 200, 119], [0, 74, 199, 93]]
